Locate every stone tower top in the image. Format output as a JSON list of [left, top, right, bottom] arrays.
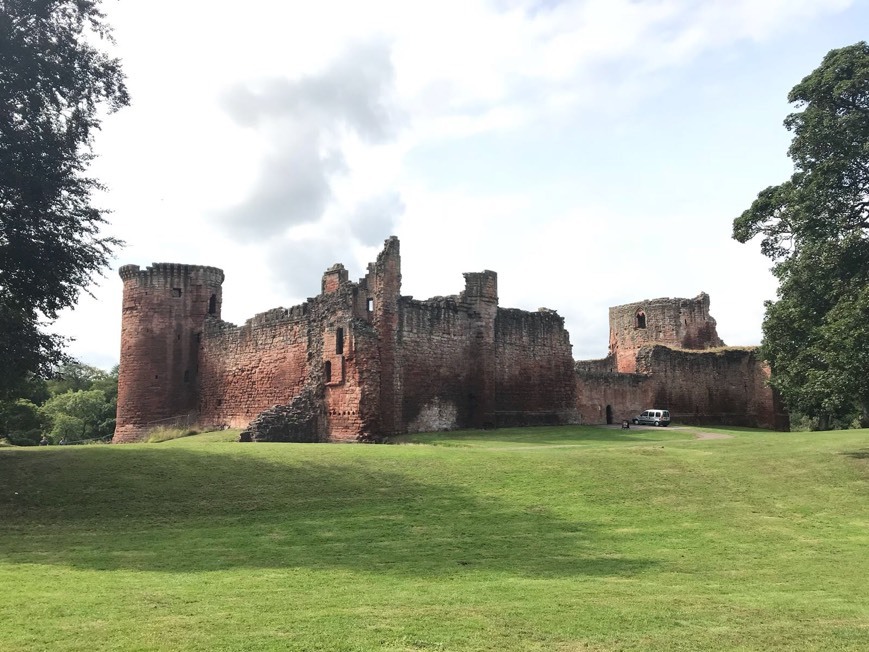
[[119, 263, 225, 286], [608, 293, 724, 373]]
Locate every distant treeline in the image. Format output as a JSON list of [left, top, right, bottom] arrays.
[[0, 363, 118, 446]]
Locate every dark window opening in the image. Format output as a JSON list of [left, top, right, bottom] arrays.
[[367, 297, 374, 312], [217, 399, 222, 406], [172, 288, 182, 297], [605, 405, 613, 425], [177, 334, 181, 341], [208, 294, 217, 315], [184, 370, 190, 383], [636, 310, 646, 329], [196, 332, 201, 343], [324, 361, 332, 383], [336, 328, 344, 354]]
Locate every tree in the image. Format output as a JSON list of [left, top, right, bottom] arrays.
[[39, 388, 111, 442], [0, 0, 128, 399], [733, 42, 869, 428]]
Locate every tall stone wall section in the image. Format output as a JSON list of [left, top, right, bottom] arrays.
[[114, 264, 224, 443], [609, 293, 724, 373], [636, 346, 787, 429], [397, 297, 474, 432], [575, 347, 787, 429], [495, 308, 578, 426]]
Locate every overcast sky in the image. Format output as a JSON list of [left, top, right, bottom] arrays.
[[54, 0, 868, 368]]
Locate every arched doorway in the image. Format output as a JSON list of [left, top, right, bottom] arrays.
[[605, 405, 613, 425]]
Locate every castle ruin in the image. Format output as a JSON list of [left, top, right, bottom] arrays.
[[113, 237, 786, 443]]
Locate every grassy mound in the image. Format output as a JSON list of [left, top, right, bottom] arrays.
[[1, 425, 868, 650]]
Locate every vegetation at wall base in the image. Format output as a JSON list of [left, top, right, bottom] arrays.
[[1, 425, 867, 651]]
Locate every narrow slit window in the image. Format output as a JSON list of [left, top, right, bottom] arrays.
[[636, 310, 647, 329], [324, 361, 332, 383], [367, 297, 374, 312], [336, 327, 344, 354], [183, 370, 190, 383], [208, 294, 217, 315]]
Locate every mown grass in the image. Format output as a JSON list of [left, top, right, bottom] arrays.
[[1, 425, 868, 651]]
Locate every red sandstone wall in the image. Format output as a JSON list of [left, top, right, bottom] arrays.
[[637, 345, 786, 429], [114, 264, 223, 443], [609, 294, 724, 373], [575, 371, 654, 425], [397, 299, 475, 432], [575, 345, 787, 429], [495, 308, 578, 426], [198, 314, 309, 430]]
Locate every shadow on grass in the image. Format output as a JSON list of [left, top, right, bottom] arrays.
[[0, 446, 654, 579], [841, 448, 869, 459]]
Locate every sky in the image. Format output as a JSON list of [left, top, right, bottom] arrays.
[[54, 0, 869, 368]]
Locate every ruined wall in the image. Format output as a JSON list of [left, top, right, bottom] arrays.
[[116, 238, 783, 444], [576, 346, 787, 429], [575, 369, 654, 425], [114, 264, 223, 443], [636, 346, 787, 429], [609, 293, 724, 373], [495, 308, 578, 426], [197, 308, 310, 431], [397, 298, 474, 432]]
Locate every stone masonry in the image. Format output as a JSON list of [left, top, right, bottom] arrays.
[[113, 238, 786, 443]]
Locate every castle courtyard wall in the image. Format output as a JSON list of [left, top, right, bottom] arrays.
[[494, 308, 578, 426]]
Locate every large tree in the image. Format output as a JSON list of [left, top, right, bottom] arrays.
[[0, 0, 128, 398], [733, 41, 869, 428]]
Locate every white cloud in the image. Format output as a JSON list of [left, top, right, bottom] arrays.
[[51, 0, 858, 367]]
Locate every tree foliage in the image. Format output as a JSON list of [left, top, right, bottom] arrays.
[[0, 360, 116, 444], [0, 0, 128, 398], [733, 42, 869, 428]]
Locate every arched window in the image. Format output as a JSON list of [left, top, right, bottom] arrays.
[[635, 310, 646, 329]]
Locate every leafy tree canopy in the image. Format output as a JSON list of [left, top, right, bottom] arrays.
[[0, 0, 128, 399], [733, 42, 869, 428]]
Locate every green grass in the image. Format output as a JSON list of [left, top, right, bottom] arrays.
[[1, 425, 868, 651]]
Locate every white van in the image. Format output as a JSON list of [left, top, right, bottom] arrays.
[[632, 409, 671, 427]]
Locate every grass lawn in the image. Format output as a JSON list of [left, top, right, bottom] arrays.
[[1, 424, 868, 651]]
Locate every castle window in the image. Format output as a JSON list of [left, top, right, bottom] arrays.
[[172, 288, 182, 298], [208, 294, 217, 315], [336, 327, 344, 354], [183, 370, 190, 383], [367, 297, 374, 312], [635, 310, 647, 329], [324, 361, 332, 382]]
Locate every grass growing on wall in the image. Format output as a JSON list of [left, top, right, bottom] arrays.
[[1, 425, 868, 651]]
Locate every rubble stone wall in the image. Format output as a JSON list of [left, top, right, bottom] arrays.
[[609, 293, 724, 372], [495, 308, 578, 426], [397, 298, 474, 432]]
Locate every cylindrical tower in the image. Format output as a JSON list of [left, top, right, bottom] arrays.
[[113, 263, 224, 443]]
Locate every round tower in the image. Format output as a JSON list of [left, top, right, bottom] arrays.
[[608, 293, 724, 373], [113, 263, 224, 443]]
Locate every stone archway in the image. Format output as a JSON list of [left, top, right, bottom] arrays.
[[606, 404, 613, 425]]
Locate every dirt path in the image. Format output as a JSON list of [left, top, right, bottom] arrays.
[[692, 431, 734, 440]]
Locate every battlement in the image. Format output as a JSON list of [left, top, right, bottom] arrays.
[[119, 263, 225, 286], [462, 270, 498, 302]]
